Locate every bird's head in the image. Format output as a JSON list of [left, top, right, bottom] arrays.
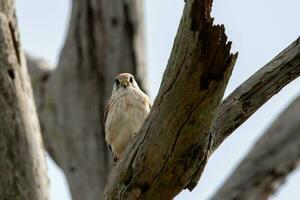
[[112, 73, 139, 92]]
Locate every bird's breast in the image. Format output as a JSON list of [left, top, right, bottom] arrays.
[[105, 89, 150, 148]]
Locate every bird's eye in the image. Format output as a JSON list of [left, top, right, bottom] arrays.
[[129, 77, 133, 83], [115, 79, 120, 85]]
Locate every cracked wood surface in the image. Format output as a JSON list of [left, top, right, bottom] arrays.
[[26, 0, 146, 199], [181, 36, 300, 191], [211, 96, 300, 200], [103, 0, 237, 199], [0, 1, 48, 199], [25, 0, 300, 199], [212, 36, 300, 151]]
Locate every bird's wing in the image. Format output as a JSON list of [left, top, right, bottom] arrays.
[[103, 99, 111, 131], [146, 95, 152, 110], [103, 102, 113, 153], [148, 100, 152, 110]]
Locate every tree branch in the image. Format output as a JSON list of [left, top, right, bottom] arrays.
[[26, 1, 147, 199], [0, 3, 48, 200], [25, 54, 61, 162], [213, 36, 300, 151], [103, 1, 237, 199], [185, 36, 300, 190], [211, 95, 300, 200]]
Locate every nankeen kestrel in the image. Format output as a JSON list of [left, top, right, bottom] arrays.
[[104, 73, 151, 163]]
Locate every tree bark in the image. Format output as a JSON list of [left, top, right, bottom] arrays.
[[211, 96, 300, 200], [0, 1, 48, 200], [103, 0, 237, 199], [26, 55, 56, 161], [26, 0, 147, 199], [212, 36, 300, 151], [24, 0, 300, 199], [103, 2, 300, 199], [182, 36, 300, 190]]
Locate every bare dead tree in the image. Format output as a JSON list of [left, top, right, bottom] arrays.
[[27, 0, 146, 199], [25, 0, 300, 199], [212, 35, 300, 151], [103, 1, 300, 199], [188, 34, 300, 193], [211, 96, 300, 200], [0, 1, 48, 199]]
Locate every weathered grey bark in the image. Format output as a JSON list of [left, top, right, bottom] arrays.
[[185, 36, 300, 191], [103, 1, 300, 199], [26, 55, 56, 160], [212, 36, 300, 151], [24, 0, 300, 199], [0, 1, 48, 200], [26, 1, 146, 200], [26, 55, 53, 115], [211, 96, 300, 200], [103, 0, 237, 199]]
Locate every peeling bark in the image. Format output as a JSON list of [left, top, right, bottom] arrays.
[[103, 1, 237, 199], [211, 96, 300, 200], [0, 1, 48, 200]]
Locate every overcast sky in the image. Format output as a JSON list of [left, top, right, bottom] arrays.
[[16, 0, 300, 199]]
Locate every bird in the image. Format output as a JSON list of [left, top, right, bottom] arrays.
[[104, 73, 151, 163]]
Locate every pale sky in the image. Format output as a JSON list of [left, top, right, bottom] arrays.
[[15, 0, 300, 199]]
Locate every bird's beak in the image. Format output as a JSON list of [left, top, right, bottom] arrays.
[[121, 80, 129, 88]]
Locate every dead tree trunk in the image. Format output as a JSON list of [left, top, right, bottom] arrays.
[[211, 95, 300, 200], [27, 0, 146, 199], [25, 0, 300, 199], [0, 1, 48, 200], [103, 1, 300, 199], [104, 0, 237, 198], [212, 36, 300, 151]]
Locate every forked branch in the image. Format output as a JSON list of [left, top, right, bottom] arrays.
[[103, 0, 237, 199], [211, 96, 300, 200]]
